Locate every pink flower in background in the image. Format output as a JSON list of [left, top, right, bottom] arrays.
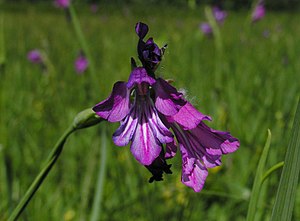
[[200, 22, 212, 36], [27, 50, 43, 64], [54, 0, 70, 9], [213, 7, 227, 24], [252, 4, 265, 22], [90, 4, 99, 13], [75, 54, 88, 74]]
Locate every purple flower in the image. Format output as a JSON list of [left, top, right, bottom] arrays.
[[252, 4, 265, 22], [54, 0, 70, 9], [212, 7, 227, 24], [27, 50, 43, 64], [93, 22, 239, 192], [75, 54, 88, 74], [90, 4, 99, 13], [200, 22, 212, 36]]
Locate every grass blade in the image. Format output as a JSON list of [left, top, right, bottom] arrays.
[[246, 129, 271, 221], [271, 97, 300, 221], [90, 129, 107, 221]]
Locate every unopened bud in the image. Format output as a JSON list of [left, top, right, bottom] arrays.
[[73, 108, 102, 129]]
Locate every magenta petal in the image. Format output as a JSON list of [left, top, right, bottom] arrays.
[[180, 146, 208, 192], [192, 122, 240, 155], [92, 81, 130, 122], [127, 67, 156, 89], [172, 102, 212, 130], [153, 78, 186, 116], [130, 98, 172, 165], [146, 104, 174, 144], [130, 120, 162, 166], [112, 109, 138, 146], [165, 140, 177, 159]]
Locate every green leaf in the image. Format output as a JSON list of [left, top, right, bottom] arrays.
[[271, 97, 300, 221], [246, 129, 272, 221]]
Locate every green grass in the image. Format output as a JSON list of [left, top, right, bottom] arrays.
[[1, 3, 300, 221]]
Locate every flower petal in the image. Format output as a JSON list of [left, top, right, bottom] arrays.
[[130, 116, 162, 165], [130, 98, 172, 165], [127, 67, 156, 89], [135, 22, 149, 39], [165, 140, 177, 159], [172, 102, 212, 130], [112, 108, 138, 146], [180, 145, 208, 192], [153, 78, 186, 116], [92, 81, 130, 122], [191, 122, 240, 155], [146, 102, 174, 144]]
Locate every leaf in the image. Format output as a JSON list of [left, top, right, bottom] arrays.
[[271, 97, 300, 221], [246, 129, 272, 221]]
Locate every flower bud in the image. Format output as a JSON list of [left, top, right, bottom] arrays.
[[73, 108, 102, 129]]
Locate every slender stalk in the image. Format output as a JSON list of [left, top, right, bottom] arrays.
[[8, 125, 76, 221], [0, 15, 5, 67], [8, 109, 101, 220], [261, 161, 284, 185], [204, 6, 223, 90], [68, 4, 96, 79]]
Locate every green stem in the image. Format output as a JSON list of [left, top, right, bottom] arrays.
[[204, 6, 223, 90], [68, 4, 96, 79], [261, 161, 284, 185], [8, 125, 76, 221], [7, 109, 101, 220]]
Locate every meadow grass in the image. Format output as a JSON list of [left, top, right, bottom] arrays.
[[0, 3, 300, 220]]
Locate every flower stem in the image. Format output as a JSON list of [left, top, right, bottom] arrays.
[[68, 4, 96, 79], [8, 109, 102, 221], [8, 125, 76, 221]]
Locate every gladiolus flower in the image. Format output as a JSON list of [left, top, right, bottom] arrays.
[[27, 50, 43, 64], [54, 0, 70, 9], [252, 4, 265, 22], [212, 7, 227, 24], [200, 22, 212, 36], [75, 54, 88, 74], [93, 22, 239, 192]]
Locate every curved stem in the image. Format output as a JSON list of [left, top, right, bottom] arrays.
[[8, 125, 76, 221], [261, 161, 284, 185]]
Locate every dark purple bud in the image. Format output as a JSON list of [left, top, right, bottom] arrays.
[[146, 149, 172, 183], [135, 22, 149, 39]]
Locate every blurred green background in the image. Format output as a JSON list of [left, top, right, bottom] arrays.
[[0, 1, 300, 220]]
